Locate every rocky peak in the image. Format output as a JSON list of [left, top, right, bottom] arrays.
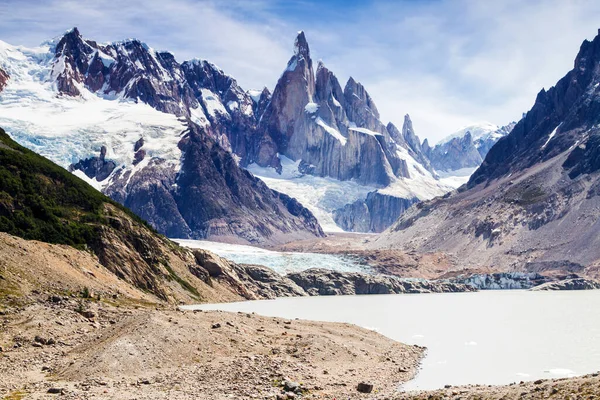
[[402, 114, 422, 154], [314, 61, 345, 111], [52, 27, 97, 96], [343, 77, 380, 120], [258, 32, 316, 153], [294, 31, 310, 60], [469, 29, 600, 187], [54, 27, 92, 58], [386, 122, 406, 147], [253, 87, 272, 119]]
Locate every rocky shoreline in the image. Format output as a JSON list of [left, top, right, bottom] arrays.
[[0, 300, 424, 399], [395, 373, 600, 400]]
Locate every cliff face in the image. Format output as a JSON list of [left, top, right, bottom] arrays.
[[333, 192, 418, 233], [257, 35, 407, 187]]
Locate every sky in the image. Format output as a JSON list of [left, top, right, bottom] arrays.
[[1, 0, 600, 143]]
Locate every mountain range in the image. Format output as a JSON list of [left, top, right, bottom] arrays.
[[373, 29, 600, 278], [0, 28, 514, 239]]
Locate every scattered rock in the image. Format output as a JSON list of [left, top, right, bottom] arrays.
[[47, 387, 64, 394], [211, 323, 221, 329], [81, 310, 96, 319], [357, 382, 374, 393], [34, 335, 47, 345], [283, 380, 301, 393]]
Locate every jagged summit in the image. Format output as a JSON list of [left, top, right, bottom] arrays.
[[469, 28, 600, 188], [294, 30, 310, 59]]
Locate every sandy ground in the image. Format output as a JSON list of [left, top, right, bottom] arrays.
[[0, 300, 423, 399], [396, 373, 600, 399]]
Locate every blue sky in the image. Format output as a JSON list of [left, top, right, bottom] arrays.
[[1, 0, 600, 143]]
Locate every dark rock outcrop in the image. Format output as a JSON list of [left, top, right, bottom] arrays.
[[69, 146, 116, 181], [0, 68, 9, 93], [333, 192, 418, 233], [286, 268, 476, 296]]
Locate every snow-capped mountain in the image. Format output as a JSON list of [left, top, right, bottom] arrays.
[[373, 29, 600, 278], [247, 32, 452, 232], [0, 28, 467, 236], [0, 28, 324, 245], [427, 122, 516, 170], [421, 122, 516, 187]]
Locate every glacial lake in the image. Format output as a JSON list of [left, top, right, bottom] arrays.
[[183, 290, 600, 391]]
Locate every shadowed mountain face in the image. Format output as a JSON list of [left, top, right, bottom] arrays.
[[373, 30, 600, 279]]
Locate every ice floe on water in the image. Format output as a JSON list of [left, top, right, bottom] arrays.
[[173, 239, 371, 275]]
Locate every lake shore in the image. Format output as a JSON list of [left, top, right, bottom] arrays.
[[396, 373, 600, 399], [0, 300, 424, 399]]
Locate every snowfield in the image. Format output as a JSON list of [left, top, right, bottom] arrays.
[[248, 156, 375, 232], [0, 39, 188, 189], [436, 122, 502, 146]]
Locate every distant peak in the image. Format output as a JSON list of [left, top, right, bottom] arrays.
[[404, 114, 412, 123], [64, 27, 81, 37], [294, 31, 310, 58]]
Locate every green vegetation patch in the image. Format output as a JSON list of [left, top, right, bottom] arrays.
[[0, 128, 152, 248]]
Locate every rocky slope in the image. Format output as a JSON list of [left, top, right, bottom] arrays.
[[0, 303, 425, 400], [396, 372, 600, 400], [372, 29, 600, 278], [0, 128, 321, 305]]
